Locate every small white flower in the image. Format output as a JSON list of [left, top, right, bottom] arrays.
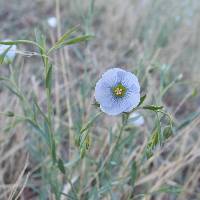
[[128, 112, 144, 127], [47, 17, 57, 28], [0, 39, 16, 63]]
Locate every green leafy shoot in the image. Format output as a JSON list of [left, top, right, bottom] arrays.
[[145, 120, 161, 159], [53, 26, 79, 46], [50, 35, 94, 52], [35, 29, 47, 65], [48, 25, 94, 53]]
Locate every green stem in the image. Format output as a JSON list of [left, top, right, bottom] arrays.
[[46, 88, 52, 121], [44, 55, 56, 163], [98, 113, 128, 172]]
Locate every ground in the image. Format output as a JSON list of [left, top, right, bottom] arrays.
[[0, 0, 200, 199]]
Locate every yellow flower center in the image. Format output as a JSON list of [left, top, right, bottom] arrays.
[[112, 83, 127, 97]]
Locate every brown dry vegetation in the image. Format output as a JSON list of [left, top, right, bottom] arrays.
[[0, 0, 200, 199]]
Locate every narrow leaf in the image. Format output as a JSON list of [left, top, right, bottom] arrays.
[[65, 35, 94, 45], [163, 126, 173, 139], [51, 139, 57, 163], [57, 158, 66, 174], [27, 119, 48, 141], [143, 105, 163, 111], [54, 26, 79, 46], [130, 161, 137, 187], [6, 111, 15, 117], [80, 112, 101, 133], [46, 64, 53, 90], [4, 82, 22, 99], [0, 40, 44, 51], [138, 94, 146, 107], [4, 117, 25, 132], [33, 97, 48, 122]]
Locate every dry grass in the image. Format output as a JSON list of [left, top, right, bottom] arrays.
[[0, 0, 200, 199]]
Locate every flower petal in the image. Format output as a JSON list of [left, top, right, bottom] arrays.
[[128, 112, 144, 126], [100, 92, 140, 116], [123, 92, 140, 112], [101, 68, 125, 87], [94, 78, 114, 108], [122, 72, 140, 93], [100, 98, 126, 115]]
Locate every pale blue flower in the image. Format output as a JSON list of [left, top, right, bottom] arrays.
[[95, 68, 140, 116], [128, 112, 144, 126], [47, 17, 57, 28], [0, 39, 16, 63]]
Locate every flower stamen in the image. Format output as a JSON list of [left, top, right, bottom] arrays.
[[112, 83, 127, 97]]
